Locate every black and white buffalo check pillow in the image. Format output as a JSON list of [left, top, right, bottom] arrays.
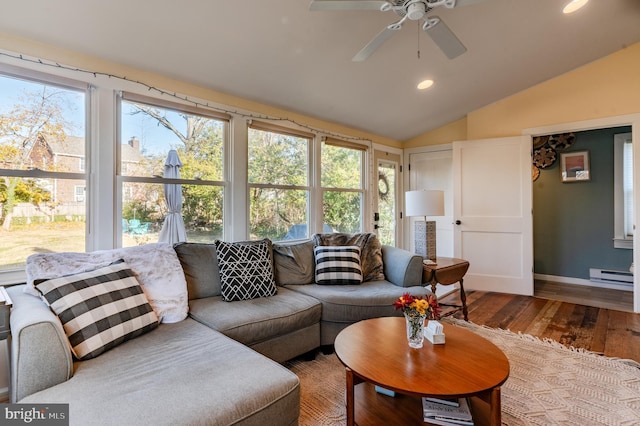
[[215, 239, 277, 302], [314, 245, 363, 285], [35, 260, 159, 360]]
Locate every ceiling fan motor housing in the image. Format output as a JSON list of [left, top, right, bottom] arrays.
[[406, 1, 427, 20]]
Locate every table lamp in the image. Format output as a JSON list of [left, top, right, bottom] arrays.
[[405, 189, 445, 261]]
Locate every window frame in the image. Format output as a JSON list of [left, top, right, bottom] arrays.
[[0, 65, 90, 283], [320, 136, 368, 235], [247, 120, 314, 241], [116, 92, 230, 247]]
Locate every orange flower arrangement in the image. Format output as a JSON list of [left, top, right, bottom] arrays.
[[393, 292, 440, 320]]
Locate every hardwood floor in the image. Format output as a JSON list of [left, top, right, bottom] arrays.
[[438, 289, 640, 362], [534, 279, 634, 312]]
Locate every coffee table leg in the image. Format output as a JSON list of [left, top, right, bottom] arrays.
[[490, 386, 501, 426], [346, 367, 355, 426]]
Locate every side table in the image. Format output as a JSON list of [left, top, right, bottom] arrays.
[[423, 257, 470, 321]]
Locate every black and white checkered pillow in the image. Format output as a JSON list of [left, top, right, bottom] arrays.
[[314, 245, 363, 285], [215, 239, 277, 302], [35, 260, 159, 360]]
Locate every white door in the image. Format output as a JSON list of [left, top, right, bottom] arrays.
[[453, 136, 533, 295], [408, 150, 454, 257]]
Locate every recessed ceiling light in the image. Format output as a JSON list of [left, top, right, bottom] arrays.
[[417, 79, 434, 90], [563, 0, 588, 14]]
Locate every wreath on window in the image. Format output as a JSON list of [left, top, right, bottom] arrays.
[[378, 171, 390, 201]]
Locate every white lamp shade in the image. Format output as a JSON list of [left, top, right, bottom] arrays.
[[405, 190, 445, 217]]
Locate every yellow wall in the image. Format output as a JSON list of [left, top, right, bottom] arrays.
[[403, 117, 467, 148], [0, 33, 401, 148], [406, 41, 640, 145]]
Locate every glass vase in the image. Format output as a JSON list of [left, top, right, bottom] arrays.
[[404, 312, 426, 348]]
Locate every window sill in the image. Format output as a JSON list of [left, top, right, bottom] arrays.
[[0, 269, 26, 286]]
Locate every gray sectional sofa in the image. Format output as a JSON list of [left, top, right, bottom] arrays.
[[8, 234, 428, 425]]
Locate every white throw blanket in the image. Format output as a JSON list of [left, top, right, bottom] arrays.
[[25, 243, 188, 323]]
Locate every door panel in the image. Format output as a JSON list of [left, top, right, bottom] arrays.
[[374, 150, 400, 246], [453, 136, 533, 295]]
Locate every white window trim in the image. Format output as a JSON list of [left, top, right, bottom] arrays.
[[320, 136, 369, 234], [116, 92, 230, 247], [614, 132, 633, 249], [0, 65, 90, 283]]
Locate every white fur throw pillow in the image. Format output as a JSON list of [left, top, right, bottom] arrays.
[[25, 243, 188, 323]]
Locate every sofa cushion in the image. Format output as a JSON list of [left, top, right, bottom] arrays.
[[312, 232, 385, 282], [173, 242, 221, 299], [25, 242, 188, 323], [189, 286, 321, 347], [20, 319, 300, 426], [285, 280, 429, 323], [215, 239, 278, 302], [273, 240, 315, 285], [34, 260, 159, 360], [314, 245, 362, 285]]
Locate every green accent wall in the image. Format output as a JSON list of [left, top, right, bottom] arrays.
[[533, 126, 633, 279]]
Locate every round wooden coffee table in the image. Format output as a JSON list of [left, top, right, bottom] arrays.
[[334, 317, 510, 426]]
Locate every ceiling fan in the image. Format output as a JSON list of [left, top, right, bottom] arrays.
[[309, 0, 486, 61]]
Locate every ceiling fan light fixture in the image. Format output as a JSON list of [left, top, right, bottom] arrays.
[[563, 0, 588, 14], [407, 1, 427, 20], [417, 79, 434, 90]]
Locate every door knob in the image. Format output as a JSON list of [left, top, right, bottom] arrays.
[[455, 220, 462, 225]]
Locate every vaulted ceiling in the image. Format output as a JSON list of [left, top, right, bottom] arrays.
[[1, 0, 640, 141]]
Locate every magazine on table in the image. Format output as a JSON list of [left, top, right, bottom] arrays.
[[423, 397, 473, 425]]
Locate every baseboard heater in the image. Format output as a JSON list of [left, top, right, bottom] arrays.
[[589, 268, 633, 287]]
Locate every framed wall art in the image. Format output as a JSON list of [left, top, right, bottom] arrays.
[[560, 150, 590, 182]]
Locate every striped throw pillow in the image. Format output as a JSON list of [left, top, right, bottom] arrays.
[[35, 260, 159, 360], [314, 245, 363, 285]]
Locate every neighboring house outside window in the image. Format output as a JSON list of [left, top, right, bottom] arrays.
[[74, 185, 86, 203], [0, 72, 87, 274], [118, 92, 228, 247]]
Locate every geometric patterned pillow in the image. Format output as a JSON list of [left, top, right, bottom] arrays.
[[34, 260, 159, 360], [214, 239, 277, 302], [314, 245, 363, 285]]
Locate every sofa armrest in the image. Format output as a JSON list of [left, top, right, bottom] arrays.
[[7, 285, 73, 402], [381, 246, 424, 288]]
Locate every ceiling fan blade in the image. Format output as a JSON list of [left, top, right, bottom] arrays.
[[309, 0, 387, 11], [352, 26, 397, 61], [452, 0, 489, 7], [423, 16, 467, 59]]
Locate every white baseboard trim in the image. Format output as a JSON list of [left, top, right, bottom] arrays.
[[535, 273, 633, 292]]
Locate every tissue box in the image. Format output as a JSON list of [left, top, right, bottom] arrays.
[[424, 320, 445, 344]]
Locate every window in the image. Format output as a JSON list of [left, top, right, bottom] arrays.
[[119, 93, 228, 247], [0, 72, 87, 273], [74, 185, 86, 202], [614, 132, 633, 249], [248, 121, 311, 241], [321, 138, 365, 234]]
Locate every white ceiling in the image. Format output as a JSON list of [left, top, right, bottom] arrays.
[[1, 0, 640, 141]]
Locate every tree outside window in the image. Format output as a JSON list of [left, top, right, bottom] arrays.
[[119, 94, 227, 247], [0, 73, 86, 271]]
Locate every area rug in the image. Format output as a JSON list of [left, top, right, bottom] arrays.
[[285, 318, 640, 425]]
